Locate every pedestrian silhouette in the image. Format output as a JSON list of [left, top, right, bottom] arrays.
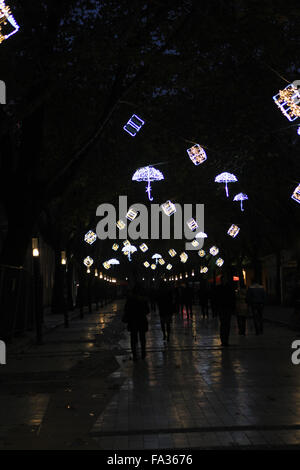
[[157, 283, 173, 341], [215, 277, 235, 346], [236, 286, 248, 335], [246, 279, 266, 335], [123, 284, 150, 360]]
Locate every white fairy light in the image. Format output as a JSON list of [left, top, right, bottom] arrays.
[[84, 230, 97, 245]]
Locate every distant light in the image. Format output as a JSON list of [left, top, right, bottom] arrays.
[[32, 248, 39, 257], [32, 238, 39, 257], [95, 269, 98, 277], [61, 251, 67, 265]]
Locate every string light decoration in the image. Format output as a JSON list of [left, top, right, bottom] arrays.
[[227, 224, 240, 238], [132, 166, 164, 201], [116, 220, 126, 230], [158, 258, 165, 265], [168, 249, 176, 257], [126, 207, 138, 221], [123, 114, 145, 137], [107, 259, 120, 265], [144, 261, 150, 268], [291, 184, 300, 204], [215, 172, 238, 197], [209, 246, 219, 256], [179, 273, 183, 279], [151, 264, 156, 270], [161, 200, 176, 216], [166, 264, 172, 270], [140, 243, 148, 252], [84, 230, 97, 245], [103, 261, 111, 270], [112, 243, 119, 251], [195, 231, 207, 239], [273, 84, 300, 121], [187, 144, 207, 166], [200, 266, 208, 274], [216, 258, 224, 267], [192, 240, 199, 247], [198, 249, 206, 257], [187, 218, 198, 231], [152, 253, 162, 265], [233, 193, 248, 212], [0, 1, 20, 44], [180, 252, 188, 263], [83, 256, 94, 267]]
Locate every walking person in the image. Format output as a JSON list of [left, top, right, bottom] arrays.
[[215, 277, 236, 347], [157, 284, 173, 341], [246, 279, 266, 335], [123, 284, 150, 360], [236, 285, 248, 335]]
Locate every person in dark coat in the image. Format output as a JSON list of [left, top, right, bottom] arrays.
[[215, 278, 236, 346], [157, 285, 173, 341], [123, 284, 150, 360], [246, 280, 266, 335]]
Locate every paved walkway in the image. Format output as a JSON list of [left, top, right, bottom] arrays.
[[1, 301, 300, 450]]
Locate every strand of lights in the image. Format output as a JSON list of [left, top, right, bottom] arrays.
[[84, 230, 97, 245], [216, 258, 224, 267], [180, 252, 188, 263], [161, 200, 176, 216], [132, 166, 164, 201], [168, 249, 176, 257], [209, 246, 219, 256], [273, 84, 300, 121], [112, 243, 119, 251], [187, 218, 198, 231], [198, 249, 206, 257], [140, 243, 148, 252], [0, 1, 20, 44], [83, 256, 94, 267], [227, 224, 240, 238], [126, 207, 138, 221], [215, 172, 238, 197], [123, 114, 145, 137], [187, 144, 207, 166], [166, 264, 172, 270], [291, 184, 300, 204]]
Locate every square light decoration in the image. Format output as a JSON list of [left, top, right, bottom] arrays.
[[0, 1, 20, 44], [180, 252, 188, 263], [187, 218, 198, 231], [192, 239, 199, 247], [200, 266, 208, 273], [158, 258, 165, 265], [84, 230, 97, 245], [103, 261, 111, 270], [291, 184, 300, 204], [116, 220, 126, 230], [161, 200, 176, 216], [126, 208, 138, 221], [151, 264, 156, 270], [166, 264, 172, 270], [187, 144, 207, 165], [140, 243, 148, 252], [168, 249, 176, 257], [273, 84, 300, 121], [83, 256, 94, 267], [227, 224, 240, 238], [123, 114, 145, 137], [144, 261, 150, 268], [209, 246, 219, 256], [112, 243, 119, 251], [198, 249, 205, 257]]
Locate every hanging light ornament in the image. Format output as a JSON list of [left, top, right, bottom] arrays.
[[273, 83, 300, 121], [166, 264, 172, 270], [112, 243, 119, 251], [123, 114, 144, 136], [191, 240, 199, 247], [233, 193, 248, 212], [198, 249, 206, 257], [84, 230, 97, 245], [161, 200, 176, 216], [187, 144, 207, 166], [106, 259, 120, 265], [126, 207, 138, 221], [140, 243, 148, 252], [200, 266, 208, 274], [144, 261, 150, 268], [83, 256, 94, 267], [291, 184, 300, 204], [103, 261, 111, 270], [195, 231, 207, 239], [122, 245, 137, 261], [187, 218, 198, 231], [158, 258, 165, 265], [116, 220, 126, 230], [209, 246, 219, 256], [132, 166, 164, 201], [216, 258, 224, 267], [123, 240, 131, 247], [215, 172, 238, 197], [0, 1, 20, 44], [227, 224, 240, 238], [152, 253, 162, 265], [180, 252, 188, 263], [151, 264, 156, 270], [168, 249, 176, 257]]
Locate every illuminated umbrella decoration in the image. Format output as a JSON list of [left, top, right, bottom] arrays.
[[215, 172, 238, 197], [132, 166, 164, 201], [122, 245, 137, 261], [233, 193, 248, 212], [106, 259, 120, 265], [152, 253, 162, 265], [195, 231, 207, 239]]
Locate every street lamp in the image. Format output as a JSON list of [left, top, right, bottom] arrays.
[[32, 237, 43, 344], [61, 251, 67, 265], [32, 238, 39, 257]]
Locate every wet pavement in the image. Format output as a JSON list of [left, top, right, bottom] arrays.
[[1, 301, 300, 450]]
